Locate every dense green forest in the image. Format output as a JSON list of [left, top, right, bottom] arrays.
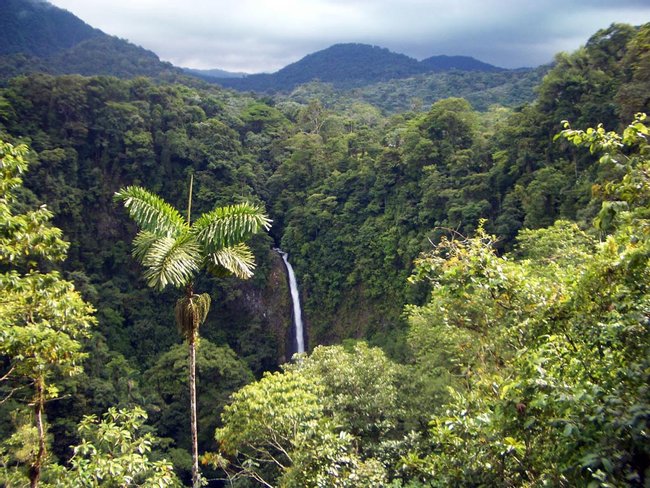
[[0, 0, 183, 81], [1, 20, 649, 487], [275, 64, 547, 115]]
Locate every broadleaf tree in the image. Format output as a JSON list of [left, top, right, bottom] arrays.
[[0, 139, 96, 488], [50, 407, 181, 487], [402, 114, 650, 486]]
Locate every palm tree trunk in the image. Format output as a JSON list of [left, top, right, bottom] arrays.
[[182, 277, 201, 488], [189, 332, 200, 488], [29, 376, 46, 488]]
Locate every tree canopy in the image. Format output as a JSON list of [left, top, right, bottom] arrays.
[[0, 21, 649, 487]]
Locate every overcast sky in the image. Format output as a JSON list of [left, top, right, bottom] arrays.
[[48, 0, 650, 73]]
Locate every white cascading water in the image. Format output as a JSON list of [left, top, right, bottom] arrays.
[[276, 250, 305, 354]]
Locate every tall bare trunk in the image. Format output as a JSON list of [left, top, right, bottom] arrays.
[[29, 376, 46, 488], [189, 333, 200, 488]]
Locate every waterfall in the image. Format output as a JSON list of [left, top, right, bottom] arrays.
[[276, 249, 305, 355]]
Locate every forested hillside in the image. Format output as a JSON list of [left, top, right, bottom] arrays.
[[212, 43, 517, 93], [0, 0, 101, 57], [0, 0, 542, 111], [1, 20, 649, 487], [0, 0, 183, 81], [348, 66, 548, 112], [279, 64, 547, 119]]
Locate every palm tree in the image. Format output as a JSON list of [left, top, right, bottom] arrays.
[[115, 179, 271, 488]]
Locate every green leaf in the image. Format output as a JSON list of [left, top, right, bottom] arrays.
[[191, 203, 271, 250], [141, 234, 201, 290], [206, 243, 256, 279], [115, 186, 187, 237]]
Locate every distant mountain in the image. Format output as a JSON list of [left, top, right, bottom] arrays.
[[277, 43, 422, 83], [0, 0, 183, 81], [183, 67, 248, 79], [0, 0, 101, 57], [419, 55, 503, 72], [0, 1, 518, 96], [214, 43, 504, 92]]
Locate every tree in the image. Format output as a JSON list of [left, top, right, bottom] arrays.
[[213, 368, 325, 486], [403, 115, 650, 486], [50, 407, 180, 487], [212, 362, 388, 487], [213, 343, 415, 486], [115, 179, 270, 487], [284, 343, 408, 457], [0, 139, 96, 487], [143, 339, 253, 475]]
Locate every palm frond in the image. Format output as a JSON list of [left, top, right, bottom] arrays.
[[132, 230, 158, 263], [206, 243, 256, 279], [141, 234, 201, 290], [191, 203, 271, 250], [115, 186, 187, 237]]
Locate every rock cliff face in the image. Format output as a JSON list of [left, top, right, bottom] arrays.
[[237, 250, 296, 365]]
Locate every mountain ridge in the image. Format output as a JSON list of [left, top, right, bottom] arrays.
[[0, 0, 183, 80], [213, 43, 507, 92], [0, 0, 102, 57], [0, 0, 530, 96]]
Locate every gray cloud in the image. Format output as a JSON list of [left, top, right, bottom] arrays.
[[49, 0, 650, 72]]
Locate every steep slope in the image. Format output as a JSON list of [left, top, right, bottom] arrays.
[[0, 0, 183, 80], [0, 0, 101, 57], [49, 36, 180, 78]]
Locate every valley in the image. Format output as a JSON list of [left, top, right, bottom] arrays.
[[0, 1, 649, 486]]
